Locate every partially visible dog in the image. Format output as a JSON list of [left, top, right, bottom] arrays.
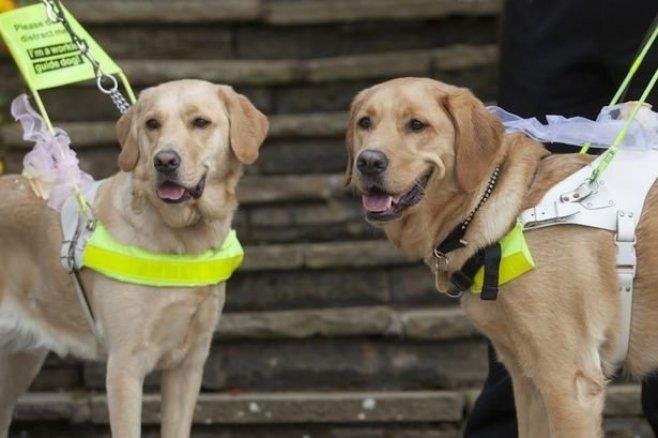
[[345, 77, 658, 437], [0, 79, 268, 437]]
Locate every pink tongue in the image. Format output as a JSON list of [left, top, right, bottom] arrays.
[[362, 194, 393, 212], [157, 182, 186, 200]]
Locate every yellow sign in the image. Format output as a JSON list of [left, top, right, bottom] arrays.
[[0, 3, 123, 91]]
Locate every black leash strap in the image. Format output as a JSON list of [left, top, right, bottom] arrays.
[[447, 243, 500, 300], [480, 243, 501, 300]]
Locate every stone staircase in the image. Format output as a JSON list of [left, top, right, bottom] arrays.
[[0, 1, 650, 436]]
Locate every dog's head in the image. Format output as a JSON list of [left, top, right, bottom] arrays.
[[116, 79, 268, 228], [345, 77, 503, 226]]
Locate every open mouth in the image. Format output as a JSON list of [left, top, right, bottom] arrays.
[[156, 174, 207, 204], [361, 170, 432, 222]]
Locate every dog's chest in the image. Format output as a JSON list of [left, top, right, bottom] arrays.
[[151, 286, 224, 369]]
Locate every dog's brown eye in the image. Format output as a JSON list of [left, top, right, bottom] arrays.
[[357, 116, 372, 129], [145, 118, 160, 131], [193, 117, 211, 129], [408, 119, 426, 132]]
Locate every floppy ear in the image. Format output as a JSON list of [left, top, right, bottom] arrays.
[[344, 88, 370, 186], [219, 86, 269, 165], [442, 88, 503, 192], [116, 107, 139, 172]]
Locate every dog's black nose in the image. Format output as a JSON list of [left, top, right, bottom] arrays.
[[154, 150, 181, 174], [357, 149, 389, 176]]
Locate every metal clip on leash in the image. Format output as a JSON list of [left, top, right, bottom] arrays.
[[41, 0, 131, 115]]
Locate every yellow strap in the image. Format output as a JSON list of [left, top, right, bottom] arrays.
[[471, 222, 535, 293], [82, 224, 244, 287]]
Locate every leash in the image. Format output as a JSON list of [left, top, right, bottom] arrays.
[[41, 0, 132, 116], [589, 64, 658, 182], [581, 14, 658, 154]]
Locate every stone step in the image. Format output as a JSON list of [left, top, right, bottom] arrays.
[[73, 17, 498, 61], [240, 239, 416, 271], [226, 265, 447, 313], [31, 306, 475, 391], [12, 385, 643, 427], [117, 45, 497, 87], [235, 198, 372, 245], [82, 338, 488, 391], [64, 0, 501, 25], [238, 173, 347, 205], [13, 390, 465, 435], [9, 423, 465, 438], [217, 306, 479, 342], [7, 422, 654, 438]]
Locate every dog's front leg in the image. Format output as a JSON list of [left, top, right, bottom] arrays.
[[160, 356, 206, 438], [495, 346, 547, 438], [106, 354, 147, 438]]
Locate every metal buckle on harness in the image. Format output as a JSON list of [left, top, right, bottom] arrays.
[[615, 211, 637, 293], [433, 248, 449, 271], [521, 201, 581, 229], [560, 181, 594, 203]]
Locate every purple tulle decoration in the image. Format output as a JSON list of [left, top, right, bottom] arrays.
[[11, 94, 94, 211]]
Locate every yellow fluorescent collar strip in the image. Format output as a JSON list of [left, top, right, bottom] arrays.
[[471, 222, 535, 293], [82, 225, 244, 288]]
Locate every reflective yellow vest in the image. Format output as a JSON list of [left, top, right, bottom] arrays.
[[82, 224, 244, 288]]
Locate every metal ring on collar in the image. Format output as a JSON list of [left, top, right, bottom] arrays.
[[446, 287, 464, 299]]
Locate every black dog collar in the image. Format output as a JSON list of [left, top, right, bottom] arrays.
[[432, 166, 502, 300]]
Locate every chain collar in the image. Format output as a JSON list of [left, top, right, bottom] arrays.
[[432, 165, 501, 270]]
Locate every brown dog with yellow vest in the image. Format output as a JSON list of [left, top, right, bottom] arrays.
[[345, 77, 658, 437]]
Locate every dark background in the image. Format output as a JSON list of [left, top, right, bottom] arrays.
[[0, 0, 648, 436]]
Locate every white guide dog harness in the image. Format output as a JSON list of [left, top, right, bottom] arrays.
[[519, 149, 658, 366]]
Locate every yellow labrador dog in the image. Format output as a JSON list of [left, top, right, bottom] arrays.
[[0, 79, 267, 437], [345, 77, 658, 437]]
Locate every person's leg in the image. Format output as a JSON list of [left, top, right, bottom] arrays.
[[464, 343, 518, 438], [641, 378, 658, 434]]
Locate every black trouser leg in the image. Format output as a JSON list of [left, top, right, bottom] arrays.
[[464, 343, 517, 438], [642, 376, 658, 435]]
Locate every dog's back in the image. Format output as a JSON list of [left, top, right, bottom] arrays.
[[0, 174, 94, 356]]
